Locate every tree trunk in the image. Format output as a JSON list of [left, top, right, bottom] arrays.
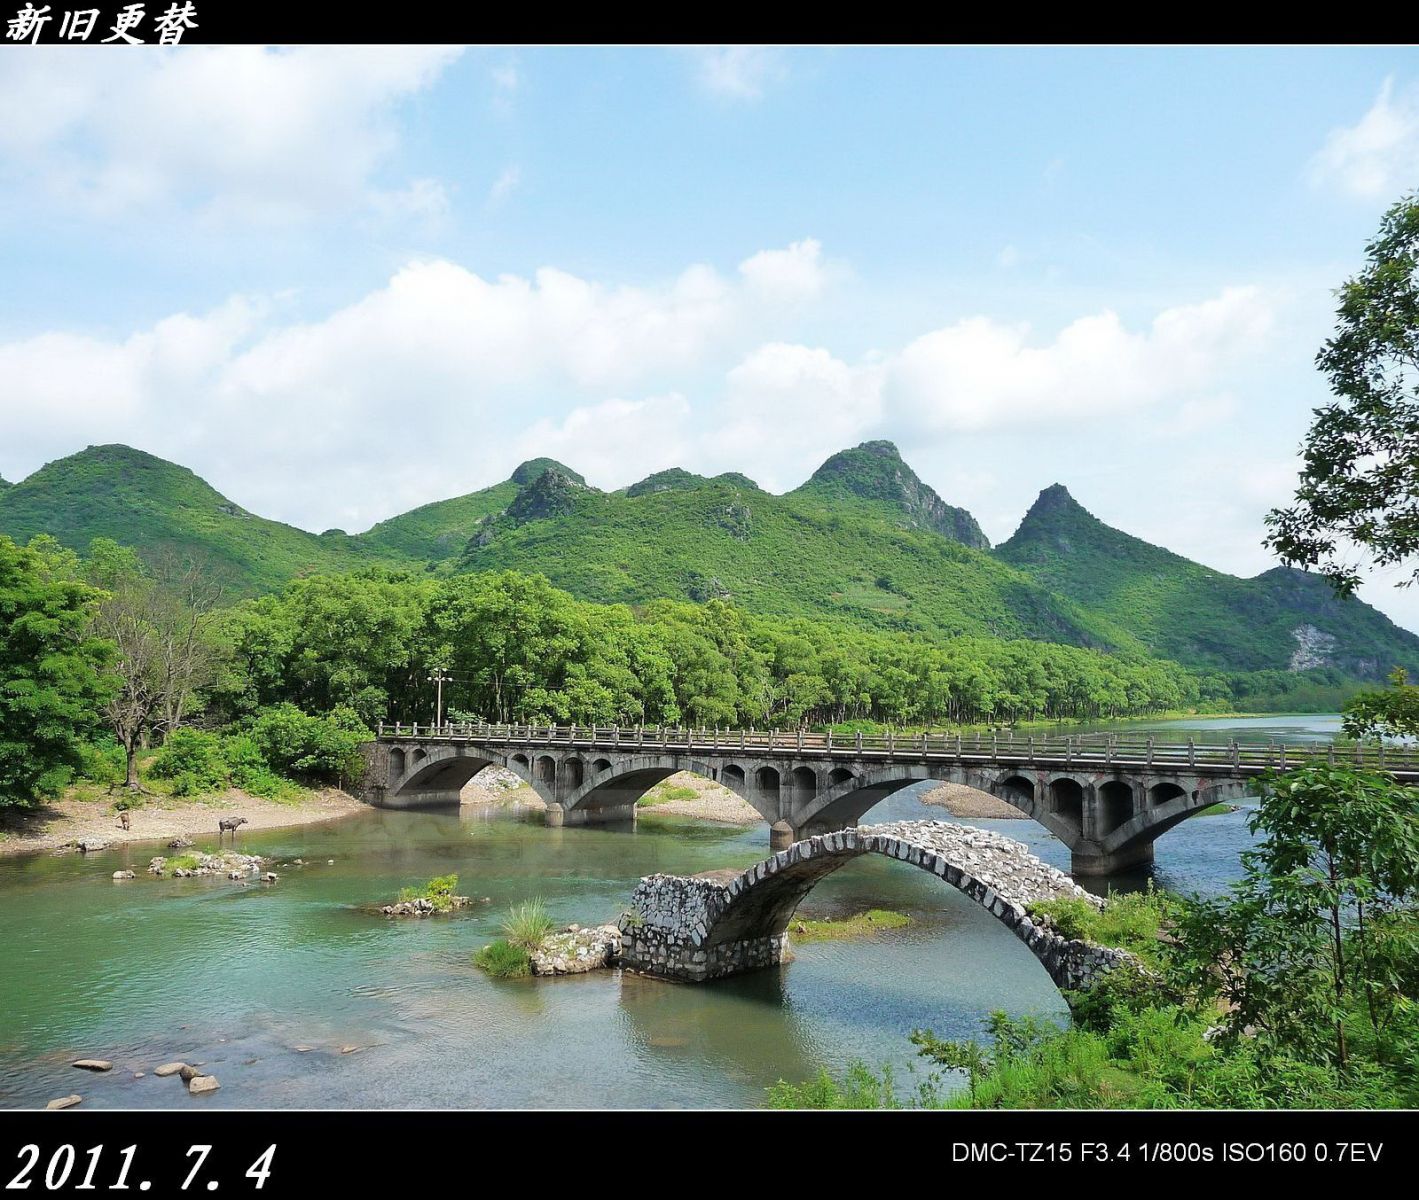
[[123, 738, 142, 791]]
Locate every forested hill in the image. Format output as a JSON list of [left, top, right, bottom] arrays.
[[0, 444, 394, 594], [3, 441, 1416, 680], [453, 463, 1134, 649], [996, 483, 1419, 677]]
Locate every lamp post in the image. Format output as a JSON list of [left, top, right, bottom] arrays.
[[428, 668, 451, 730]]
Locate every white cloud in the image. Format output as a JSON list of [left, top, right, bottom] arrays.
[[1311, 77, 1419, 199], [0, 45, 462, 221], [515, 394, 692, 487], [716, 343, 883, 490], [486, 165, 522, 209], [737, 238, 838, 304], [886, 286, 1275, 434], [693, 46, 786, 101]]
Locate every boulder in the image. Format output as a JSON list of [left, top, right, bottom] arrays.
[[178, 1064, 202, 1081], [187, 1075, 220, 1095], [168, 836, 194, 849], [45, 1095, 82, 1110], [72, 1059, 112, 1072], [262, 872, 278, 883], [112, 870, 135, 880], [77, 839, 107, 854], [153, 1062, 187, 1077]]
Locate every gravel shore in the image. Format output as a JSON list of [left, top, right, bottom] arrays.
[[0, 788, 366, 857]]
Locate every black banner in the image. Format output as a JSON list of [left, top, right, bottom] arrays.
[[0, 1109, 1413, 1192]]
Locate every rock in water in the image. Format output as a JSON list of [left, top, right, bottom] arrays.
[[187, 1075, 220, 1095], [72, 1059, 112, 1071], [153, 1062, 187, 1077], [177, 1064, 201, 1081], [112, 870, 135, 880], [46, 1095, 82, 1110]]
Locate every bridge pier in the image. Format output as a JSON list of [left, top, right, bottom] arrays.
[[548, 802, 638, 827], [1070, 840, 1155, 877]]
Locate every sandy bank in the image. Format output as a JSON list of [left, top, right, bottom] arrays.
[[0, 788, 366, 857]]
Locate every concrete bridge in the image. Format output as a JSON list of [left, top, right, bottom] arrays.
[[363, 721, 1419, 875], [615, 820, 1134, 994]]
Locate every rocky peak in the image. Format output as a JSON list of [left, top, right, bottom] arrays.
[[799, 441, 990, 549]]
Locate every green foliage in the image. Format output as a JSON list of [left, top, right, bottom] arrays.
[[220, 568, 1207, 730], [1267, 194, 1419, 594], [1172, 764, 1419, 1077], [79, 738, 127, 790], [1342, 666, 1419, 739], [247, 703, 370, 786], [397, 873, 461, 913], [146, 725, 300, 801], [765, 1062, 909, 1110], [0, 535, 115, 807], [473, 938, 533, 978], [1028, 884, 1177, 967], [150, 728, 230, 795], [500, 898, 554, 951]]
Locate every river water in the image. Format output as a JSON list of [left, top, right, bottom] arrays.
[[0, 714, 1342, 1109]]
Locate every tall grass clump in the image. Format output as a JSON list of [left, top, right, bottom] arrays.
[[501, 897, 554, 950]]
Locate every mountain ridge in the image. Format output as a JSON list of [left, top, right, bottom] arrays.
[[3, 442, 1415, 679]]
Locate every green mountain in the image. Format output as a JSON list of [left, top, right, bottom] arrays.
[[5, 442, 1416, 681], [790, 440, 990, 549], [0, 474, 10, 492], [455, 463, 1136, 649], [996, 483, 1419, 677], [0, 444, 388, 595]]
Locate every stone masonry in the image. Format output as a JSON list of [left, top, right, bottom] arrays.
[[616, 820, 1136, 995]]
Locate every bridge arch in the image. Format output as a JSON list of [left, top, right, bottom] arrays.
[[558, 753, 776, 823], [618, 823, 1130, 995], [1101, 778, 1249, 857], [792, 764, 1082, 845], [383, 743, 538, 809]]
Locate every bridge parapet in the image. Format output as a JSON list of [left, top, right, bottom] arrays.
[[616, 821, 1135, 994]]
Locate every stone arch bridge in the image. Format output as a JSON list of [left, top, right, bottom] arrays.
[[615, 820, 1134, 993], [363, 722, 1419, 875]]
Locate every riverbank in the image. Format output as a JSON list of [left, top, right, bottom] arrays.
[[0, 787, 366, 857]]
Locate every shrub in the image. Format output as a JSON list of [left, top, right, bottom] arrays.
[[474, 938, 532, 978], [501, 898, 554, 950], [249, 704, 370, 786], [150, 729, 230, 795], [397, 873, 461, 913], [81, 739, 127, 790]]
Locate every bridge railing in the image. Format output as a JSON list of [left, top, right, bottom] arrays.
[[373, 721, 1419, 776]]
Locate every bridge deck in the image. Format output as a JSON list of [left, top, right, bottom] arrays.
[[376, 721, 1419, 780]]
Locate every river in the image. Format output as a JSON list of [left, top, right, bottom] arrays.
[[0, 713, 1342, 1109]]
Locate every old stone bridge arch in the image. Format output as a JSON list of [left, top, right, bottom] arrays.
[[616, 822, 1133, 994]]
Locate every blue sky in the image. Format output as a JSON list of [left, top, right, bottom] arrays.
[[3, 45, 1419, 627]]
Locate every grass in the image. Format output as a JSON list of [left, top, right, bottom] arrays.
[[395, 872, 461, 912], [1027, 886, 1175, 967], [789, 909, 911, 941], [637, 783, 699, 807], [473, 939, 532, 978], [501, 897, 555, 951], [164, 853, 203, 871]]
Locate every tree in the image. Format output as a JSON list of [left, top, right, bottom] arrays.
[[0, 536, 114, 807], [1174, 764, 1419, 1078], [86, 541, 226, 790], [1266, 194, 1419, 594]]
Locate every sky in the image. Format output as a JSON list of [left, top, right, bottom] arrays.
[[2, 45, 1419, 626]]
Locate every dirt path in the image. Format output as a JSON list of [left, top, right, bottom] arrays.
[[0, 788, 366, 857]]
